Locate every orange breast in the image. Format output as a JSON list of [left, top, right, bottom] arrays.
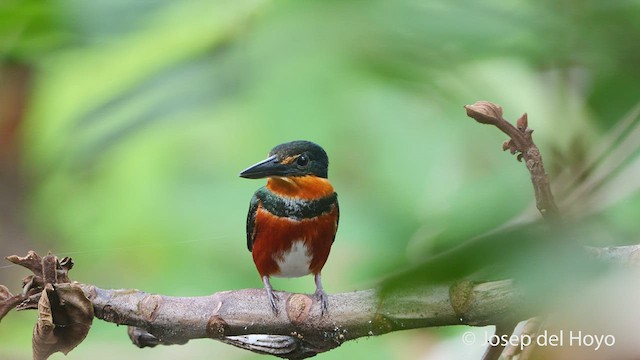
[[267, 176, 334, 200], [251, 204, 338, 277]]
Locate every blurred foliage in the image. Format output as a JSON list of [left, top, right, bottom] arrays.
[[1, 0, 640, 359]]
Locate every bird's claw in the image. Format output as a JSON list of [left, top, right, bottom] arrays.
[[267, 288, 280, 316], [314, 289, 328, 316]]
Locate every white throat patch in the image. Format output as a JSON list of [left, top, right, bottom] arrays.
[[274, 240, 311, 278]]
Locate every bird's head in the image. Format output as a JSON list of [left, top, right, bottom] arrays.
[[239, 140, 329, 180]]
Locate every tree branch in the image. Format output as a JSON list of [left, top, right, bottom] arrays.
[[0, 251, 527, 358], [82, 279, 524, 358], [585, 245, 640, 264], [2, 243, 638, 358]]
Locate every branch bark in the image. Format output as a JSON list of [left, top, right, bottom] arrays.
[[82, 279, 524, 358]]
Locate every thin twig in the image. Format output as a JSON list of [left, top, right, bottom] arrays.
[[464, 101, 560, 220]]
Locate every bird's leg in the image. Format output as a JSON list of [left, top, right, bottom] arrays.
[[314, 273, 329, 315], [262, 275, 279, 316]]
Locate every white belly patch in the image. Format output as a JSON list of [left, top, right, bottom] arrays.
[[274, 240, 312, 278]]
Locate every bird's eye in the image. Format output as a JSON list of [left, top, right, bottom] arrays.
[[296, 155, 309, 167]]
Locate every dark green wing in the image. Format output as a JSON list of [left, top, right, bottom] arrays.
[[246, 192, 260, 252], [333, 197, 339, 243]]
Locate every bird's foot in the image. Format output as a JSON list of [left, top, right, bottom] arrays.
[[314, 288, 329, 316], [266, 288, 280, 316], [263, 276, 280, 316], [313, 273, 329, 316]]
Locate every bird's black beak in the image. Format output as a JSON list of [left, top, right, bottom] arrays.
[[239, 155, 287, 179]]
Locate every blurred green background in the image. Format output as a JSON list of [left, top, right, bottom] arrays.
[[1, 0, 640, 359]]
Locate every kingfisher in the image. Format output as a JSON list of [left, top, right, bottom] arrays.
[[239, 140, 339, 316]]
